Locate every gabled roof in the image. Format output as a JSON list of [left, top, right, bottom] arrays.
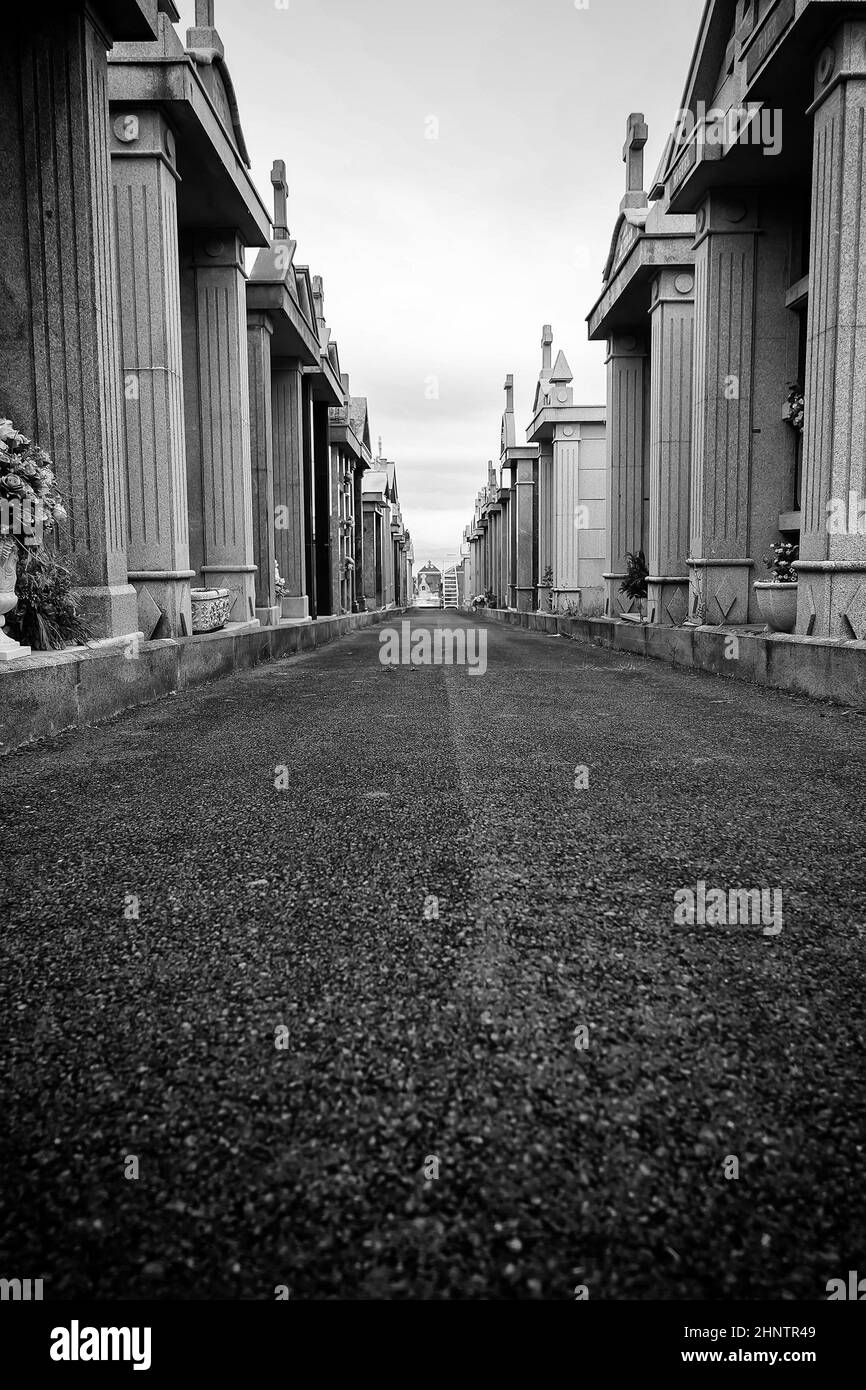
[[348, 398, 370, 448]]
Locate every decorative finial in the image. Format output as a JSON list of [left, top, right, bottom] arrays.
[[550, 349, 573, 385]]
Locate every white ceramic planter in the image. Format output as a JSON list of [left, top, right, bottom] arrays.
[[0, 535, 30, 660], [190, 587, 231, 634], [754, 581, 798, 634]]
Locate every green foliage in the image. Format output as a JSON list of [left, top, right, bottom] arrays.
[[619, 550, 649, 601]]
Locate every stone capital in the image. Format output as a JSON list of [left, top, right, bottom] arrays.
[[247, 310, 274, 335], [190, 230, 245, 271], [110, 109, 179, 179], [649, 268, 695, 309], [693, 190, 760, 249], [605, 332, 647, 362], [809, 20, 866, 113]]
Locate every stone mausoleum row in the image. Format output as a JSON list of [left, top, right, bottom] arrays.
[[1, 0, 412, 654], [462, 0, 866, 648]]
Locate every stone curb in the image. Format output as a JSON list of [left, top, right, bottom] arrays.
[[0, 609, 404, 756], [476, 607, 866, 709]]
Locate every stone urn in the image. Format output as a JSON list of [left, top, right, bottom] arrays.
[[0, 536, 30, 661], [190, 586, 231, 634], [754, 581, 798, 634]]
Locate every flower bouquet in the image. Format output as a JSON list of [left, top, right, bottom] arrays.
[[0, 417, 67, 542]]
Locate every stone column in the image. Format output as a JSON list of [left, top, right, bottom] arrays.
[[603, 335, 647, 617], [112, 109, 192, 639], [312, 403, 337, 615], [247, 313, 279, 626], [688, 191, 758, 625], [271, 360, 308, 619], [182, 231, 258, 626], [514, 456, 537, 612], [551, 431, 582, 608], [353, 469, 366, 611], [481, 519, 489, 594], [508, 473, 518, 608], [302, 378, 317, 617], [797, 23, 866, 639], [647, 270, 694, 626], [0, 9, 138, 637], [500, 492, 511, 608], [537, 446, 554, 599]]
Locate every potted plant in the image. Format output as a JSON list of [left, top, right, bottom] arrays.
[[754, 541, 798, 633], [619, 549, 648, 621]]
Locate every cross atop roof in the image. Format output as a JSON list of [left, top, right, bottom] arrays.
[[270, 160, 289, 240], [623, 112, 648, 194], [195, 0, 215, 23], [504, 374, 514, 413], [541, 324, 553, 372]]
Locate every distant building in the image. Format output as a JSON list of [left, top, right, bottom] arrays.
[[415, 563, 443, 607]]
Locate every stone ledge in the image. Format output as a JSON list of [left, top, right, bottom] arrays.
[[481, 608, 866, 708], [0, 609, 401, 756]]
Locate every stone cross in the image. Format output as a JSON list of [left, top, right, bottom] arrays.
[[622, 112, 648, 193], [541, 324, 553, 372], [271, 160, 289, 239], [196, 0, 215, 25], [504, 374, 514, 412]]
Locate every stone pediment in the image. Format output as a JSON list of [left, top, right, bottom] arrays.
[[294, 269, 314, 328], [501, 412, 515, 454], [249, 238, 298, 287], [603, 209, 649, 285], [185, 12, 252, 168]]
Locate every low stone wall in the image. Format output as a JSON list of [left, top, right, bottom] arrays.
[[0, 609, 402, 756], [482, 608, 866, 709]]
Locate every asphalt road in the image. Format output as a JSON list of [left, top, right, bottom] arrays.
[[1, 610, 864, 1300]]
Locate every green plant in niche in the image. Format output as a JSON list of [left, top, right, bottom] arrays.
[[619, 550, 649, 604]]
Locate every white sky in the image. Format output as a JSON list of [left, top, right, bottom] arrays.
[[177, 0, 701, 568]]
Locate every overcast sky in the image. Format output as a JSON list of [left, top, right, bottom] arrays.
[[178, 0, 700, 568]]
